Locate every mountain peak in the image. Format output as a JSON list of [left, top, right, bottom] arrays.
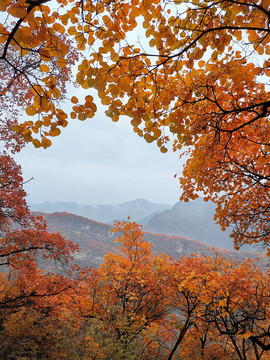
[[30, 199, 172, 224]]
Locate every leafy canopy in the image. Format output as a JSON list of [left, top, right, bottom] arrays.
[[76, 220, 270, 360], [1, 0, 269, 249]]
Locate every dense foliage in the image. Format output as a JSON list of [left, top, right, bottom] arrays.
[[1, 220, 270, 359], [0, 0, 270, 358], [1, 0, 269, 249]]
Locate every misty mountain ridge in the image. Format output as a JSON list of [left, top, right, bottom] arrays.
[[31, 197, 260, 251], [30, 198, 171, 224], [143, 198, 235, 249], [39, 212, 267, 270]]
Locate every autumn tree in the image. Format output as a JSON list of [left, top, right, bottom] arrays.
[[0, 153, 79, 335], [1, 0, 270, 355], [163, 255, 270, 360], [77, 220, 171, 359], [0, 152, 77, 268], [199, 258, 270, 359], [1, 0, 269, 250], [0, 281, 92, 360], [144, 254, 270, 360], [0, 151, 84, 360], [71, 221, 270, 359]]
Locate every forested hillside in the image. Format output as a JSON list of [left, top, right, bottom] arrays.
[[32, 197, 237, 249], [40, 211, 268, 269], [1, 0, 269, 358]]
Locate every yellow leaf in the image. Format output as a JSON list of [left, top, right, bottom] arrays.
[[53, 23, 65, 34], [149, 38, 156, 47], [12, 125, 20, 133], [21, 48, 29, 56], [112, 114, 119, 122], [41, 138, 52, 148], [211, 50, 218, 61], [238, 331, 254, 339], [256, 45, 264, 55], [39, 51, 51, 62], [51, 87, 61, 98], [198, 60, 205, 68], [144, 133, 154, 143], [13, 28, 23, 43], [0, 0, 12, 12], [131, 118, 142, 126], [248, 31, 259, 42], [32, 139, 41, 148], [43, 116, 52, 126], [78, 113, 87, 120], [101, 97, 111, 105], [86, 110, 95, 118], [143, 20, 150, 29], [23, 129, 33, 142], [78, 59, 89, 71], [56, 57, 67, 68], [263, 0, 270, 8], [49, 127, 61, 136], [219, 299, 227, 307], [193, 47, 204, 60], [35, 120, 43, 128], [7, 2, 27, 18], [26, 105, 36, 116], [68, 26, 77, 35], [160, 146, 168, 153], [61, 13, 69, 25], [85, 95, 93, 102], [40, 64, 50, 73], [71, 96, 79, 104], [0, 34, 8, 44]]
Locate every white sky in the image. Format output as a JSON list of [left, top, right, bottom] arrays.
[[9, 8, 185, 207], [14, 103, 184, 206]]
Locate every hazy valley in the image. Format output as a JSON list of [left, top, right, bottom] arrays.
[[33, 198, 267, 269]]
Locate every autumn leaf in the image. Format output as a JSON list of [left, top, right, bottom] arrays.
[[0, 0, 269, 251]]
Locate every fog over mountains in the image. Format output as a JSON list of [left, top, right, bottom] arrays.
[[40, 212, 267, 270], [31, 197, 238, 250], [30, 198, 171, 224], [143, 198, 234, 249]]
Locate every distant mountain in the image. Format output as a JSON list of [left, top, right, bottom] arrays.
[[144, 198, 238, 250], [32, 198, 262, 251], [30, 199, 171, 224], [38, 212, 267, 269]]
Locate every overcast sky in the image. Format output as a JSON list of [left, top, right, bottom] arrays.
[[3, 7, 185, 207], [14, 102, 184, 206]]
